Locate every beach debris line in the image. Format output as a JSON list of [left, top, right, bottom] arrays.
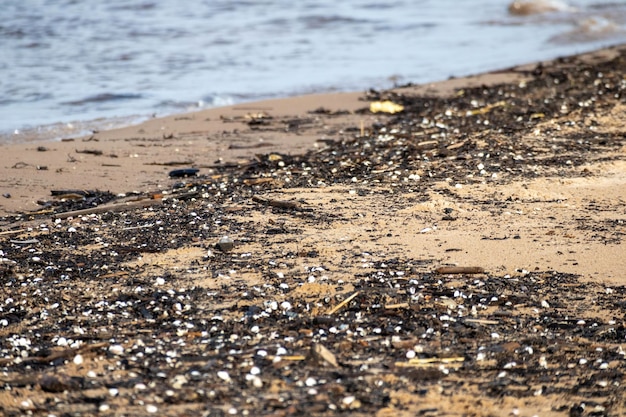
[[0, 46, 625, 417]]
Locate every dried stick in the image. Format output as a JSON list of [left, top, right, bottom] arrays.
[[327, 291, 360, 315]]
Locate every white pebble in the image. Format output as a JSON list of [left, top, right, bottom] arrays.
[[305, 377, 317, 387], [146, 404, 158, 413], [217, 371, 231, 382], [342, 395, 356, 405], [73, 354, 83, 365], [109, 344, 124, 355]]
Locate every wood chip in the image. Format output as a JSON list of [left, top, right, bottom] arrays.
[[308, 343, 338, 368]]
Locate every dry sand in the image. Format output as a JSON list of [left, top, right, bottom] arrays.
[[0, 45, 625, 416]]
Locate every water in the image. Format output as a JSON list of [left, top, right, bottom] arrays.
[[2, 0, 626, 142]]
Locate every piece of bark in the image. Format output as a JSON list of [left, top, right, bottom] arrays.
[[308, 343, 338, 368], [434, 266, 485, 274]]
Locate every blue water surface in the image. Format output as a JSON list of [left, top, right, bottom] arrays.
[[1, 0, 625, 141]]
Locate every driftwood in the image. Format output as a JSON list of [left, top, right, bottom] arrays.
[[53, 198, 162, 219]]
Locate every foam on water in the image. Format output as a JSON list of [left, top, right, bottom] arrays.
[[1, 0, 626, 142]]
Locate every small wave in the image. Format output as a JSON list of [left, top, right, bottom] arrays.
[[299, 14, 372, 29], [62, 93, 143, 106], [549, 17, 625, 44], [155, 95, 234, 112], [508, 0, 575, 16]]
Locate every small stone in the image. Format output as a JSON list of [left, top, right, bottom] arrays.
[[109, 344, 124, 355], [217, 236, 234, 252]]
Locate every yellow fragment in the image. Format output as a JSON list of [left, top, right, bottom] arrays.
[[370, 100, 404, 114], [468, 100, 506, 116]]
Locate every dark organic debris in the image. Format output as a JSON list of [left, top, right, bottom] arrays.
[[168, 168, 200, 178], [0, 47, 625, 417]]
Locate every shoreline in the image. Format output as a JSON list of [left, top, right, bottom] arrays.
[[0, 55, 542, 216], [1, 43, 625, 416]]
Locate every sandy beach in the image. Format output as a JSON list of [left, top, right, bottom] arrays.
[[1, 44, 625, 416]]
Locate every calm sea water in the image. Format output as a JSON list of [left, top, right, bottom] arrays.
[[1, 0, 626, 142]]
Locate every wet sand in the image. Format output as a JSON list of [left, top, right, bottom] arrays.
[[0, 45, 625, 416]]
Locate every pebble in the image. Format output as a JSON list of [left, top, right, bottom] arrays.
[[109, 344, 125, 355], [217, 371, 231, 382], [217, 236, 235, 252], [168, 168, 199, 178]]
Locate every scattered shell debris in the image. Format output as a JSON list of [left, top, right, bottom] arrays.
[[0, 47, 625, 416]]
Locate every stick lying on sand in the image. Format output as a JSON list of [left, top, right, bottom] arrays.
[[434, 266, 485, 274], [52, 197, 162, 219]]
